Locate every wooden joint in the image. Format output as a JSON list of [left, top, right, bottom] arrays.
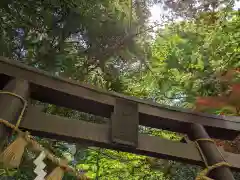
[[110, 98, 139, 147]]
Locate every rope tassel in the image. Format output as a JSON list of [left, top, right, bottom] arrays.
[[0, 133, 28, 168], [0, 90, 89, 180], [46, 166, 65, 180]]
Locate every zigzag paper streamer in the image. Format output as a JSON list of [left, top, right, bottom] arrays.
[[34, 151, 47, 180]]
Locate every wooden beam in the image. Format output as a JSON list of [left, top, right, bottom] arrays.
[[0, 57, 240, 139], [0, 79, 29, 149], [111, 98, 139, 146], [19, 106, 240, 171], [190, 124, 235, 180]]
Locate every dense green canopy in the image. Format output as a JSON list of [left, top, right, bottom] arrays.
[[0, 0, 240, 179]]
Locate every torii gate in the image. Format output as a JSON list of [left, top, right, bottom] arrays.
[[0, 57, 240, 179]]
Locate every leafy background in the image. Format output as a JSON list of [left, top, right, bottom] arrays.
[[0, 0, 240, 179]]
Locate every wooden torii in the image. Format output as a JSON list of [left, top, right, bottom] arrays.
[[0, 57, 240, 179]]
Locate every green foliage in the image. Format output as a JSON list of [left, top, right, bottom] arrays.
[[0, 0, 151, 89], [126, 9, 240, 108], [1, 0, 240, 180], [170, 163, 200, 180], [75, 148, 168, 180]]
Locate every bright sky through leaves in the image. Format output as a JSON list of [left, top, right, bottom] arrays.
[[150, 1, 240, 23]]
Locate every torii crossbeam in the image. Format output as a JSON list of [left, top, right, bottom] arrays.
[[0, 57, 240, 179]]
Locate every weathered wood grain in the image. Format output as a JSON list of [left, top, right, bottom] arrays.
[[19, 106, 240, 171]]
